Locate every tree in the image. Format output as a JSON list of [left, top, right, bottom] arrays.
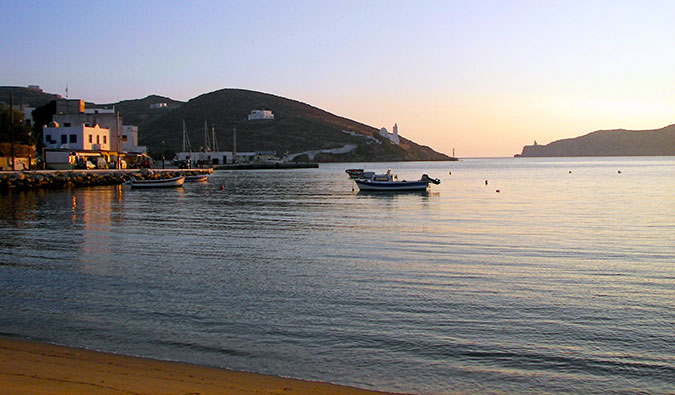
[[0, 105, 34, 145]]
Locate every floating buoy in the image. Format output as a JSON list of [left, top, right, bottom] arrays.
[[219, 185, 224, 191]]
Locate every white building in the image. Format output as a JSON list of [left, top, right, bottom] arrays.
[[248, 109, 274, 120], [379, 123, 400, 145], [47, 99, 144, 153], [43, 122, 111, 151], [121, 125, 146, 153], [150, 103, 167, 109]]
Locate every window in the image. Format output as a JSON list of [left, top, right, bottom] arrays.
[[89, 135, 93, 143], [69, 134, 77, 143], [103, 136, 107, 144], [64, 123, 71, 127], [61, 135, 67, 144], [46, 134, 52, 142], [97, 136, 100, 144]]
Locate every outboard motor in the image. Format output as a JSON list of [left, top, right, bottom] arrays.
[[422, 174, 441, 185]]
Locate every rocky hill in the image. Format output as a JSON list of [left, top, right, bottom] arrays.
[[137, 88, 451, 161], [2, 86, 451, 161], [0, 86, 62, 107], [104, 95, 184, 128], [516, 125, 675, 157]]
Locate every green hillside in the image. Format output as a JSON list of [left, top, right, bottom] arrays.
[[138, 88, 451, 161]]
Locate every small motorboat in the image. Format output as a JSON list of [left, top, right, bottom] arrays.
[[185, 174, 209, 182], [128, 176, 185, 188], [354, 169, 440, 192], [345, 168, 365, 178]]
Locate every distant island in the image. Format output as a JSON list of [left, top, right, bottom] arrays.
[[515, 124, 675, 157]]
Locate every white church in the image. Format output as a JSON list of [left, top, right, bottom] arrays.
[[379, 123, 400, 145]]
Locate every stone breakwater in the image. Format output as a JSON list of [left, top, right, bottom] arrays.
[[0, 169, 213, 190]]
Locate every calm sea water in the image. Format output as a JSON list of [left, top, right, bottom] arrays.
[[1, 157, 673, 394]]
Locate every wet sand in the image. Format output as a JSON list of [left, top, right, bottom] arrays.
[[0, 337, 395, 394]]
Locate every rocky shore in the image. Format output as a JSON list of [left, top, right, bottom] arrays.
[[0, 168, 212, 190]]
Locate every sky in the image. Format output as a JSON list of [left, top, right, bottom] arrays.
[[1, 0, 674, 157]]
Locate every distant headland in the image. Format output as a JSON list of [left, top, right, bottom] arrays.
[[515, 124, 675, 157]]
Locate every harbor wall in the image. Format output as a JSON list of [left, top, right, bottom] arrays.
[[0, 169, 212, 190]]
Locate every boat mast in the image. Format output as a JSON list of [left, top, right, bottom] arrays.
[[232, 125, 237, 164], [204, 120, 210, 151], [182, 120, 191, 152], [212, 126, 219, 152]]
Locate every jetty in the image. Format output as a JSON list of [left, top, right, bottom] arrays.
[[0, 168, 212, 190]]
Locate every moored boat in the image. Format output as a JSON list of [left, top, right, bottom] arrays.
[[128, 176, 185, 188], [185, 174, 209, 182], [354, 170, 440, 192]]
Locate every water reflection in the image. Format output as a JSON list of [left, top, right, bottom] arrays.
[[1, 159, 673, 394]]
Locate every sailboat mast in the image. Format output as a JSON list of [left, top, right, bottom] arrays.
[[232, 125, 237, 164], [212, 126, 219, 152], [182, 120, 187, 152], [204, 120, 210, 151]]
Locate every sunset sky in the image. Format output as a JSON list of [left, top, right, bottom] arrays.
[[2, 0, 673, 157]]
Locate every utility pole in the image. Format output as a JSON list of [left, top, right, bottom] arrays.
[[10, 92, 15, 170], [116, 111, 121, 169]]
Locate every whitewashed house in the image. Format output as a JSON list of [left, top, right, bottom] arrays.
[[248, 109, 274, 120], [43, 122, 111, 151]]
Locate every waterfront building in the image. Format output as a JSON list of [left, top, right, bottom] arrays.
[[175, 150, 277, 166], [248, 109, 274, 120], [42, 122, 111, 151], [39, 98, 147, 169], [121, 125, 146, 153]]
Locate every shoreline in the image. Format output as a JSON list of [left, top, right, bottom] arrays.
[[0, 168, 213, 190], [0, 337, 395, 395]]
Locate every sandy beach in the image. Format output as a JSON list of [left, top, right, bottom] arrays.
[[0, 337, 394, 395]]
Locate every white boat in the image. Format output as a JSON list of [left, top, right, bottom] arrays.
[[129, 176, 185, 188], [184, 174, 209, 182], [354, 170, 440, 192]]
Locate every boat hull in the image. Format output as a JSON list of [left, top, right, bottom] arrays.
[[354, 179, 429, 192], [129, 176, 185, 188]]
